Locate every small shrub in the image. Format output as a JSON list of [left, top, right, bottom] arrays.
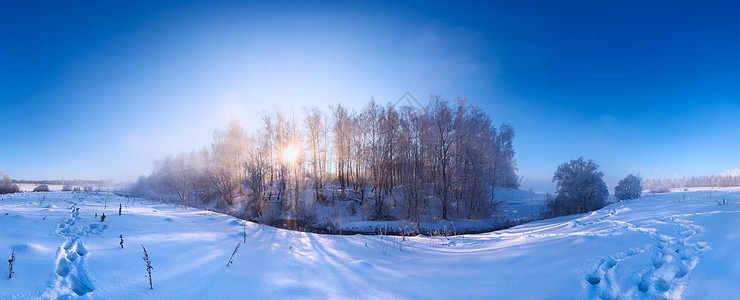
[[8, 248, 14, 279], [142, 245, 153, 289], [226, 242, 241, 267]]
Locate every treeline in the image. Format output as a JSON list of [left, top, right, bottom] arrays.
[[644, 173, 740, 192], [13, 179, 110, 186], [128, 96, 519, 225]]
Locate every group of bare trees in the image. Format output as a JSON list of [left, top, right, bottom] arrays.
[[129, 96, 519, 223]]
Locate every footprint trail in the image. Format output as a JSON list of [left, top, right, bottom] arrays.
[[586, 213, 708, 299], [42, 203, 108, 299]]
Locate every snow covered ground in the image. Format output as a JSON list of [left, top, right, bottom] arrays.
[[15, 184, 64, 192], [334, 188, 547, 234], [494, 188, 546, 221], [1, 190, 738, 299]]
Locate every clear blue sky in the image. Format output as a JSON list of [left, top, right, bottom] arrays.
[[2, 1, 739, 192]]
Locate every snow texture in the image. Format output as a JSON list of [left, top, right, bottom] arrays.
[[1, 191, 739, 299]]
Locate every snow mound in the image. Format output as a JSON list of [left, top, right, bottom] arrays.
[[10, 243, 50, 255], [348, 260, 374, 270]]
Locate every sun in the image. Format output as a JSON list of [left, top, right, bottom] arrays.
[[282, 146, 300, 164]]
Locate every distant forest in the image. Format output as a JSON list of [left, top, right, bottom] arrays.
[[644, 171, 740, 192], [12, 179, 110, 186], [128, 96, 520, 226]]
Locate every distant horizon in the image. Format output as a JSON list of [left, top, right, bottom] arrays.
[[5, 141, 740, 194]]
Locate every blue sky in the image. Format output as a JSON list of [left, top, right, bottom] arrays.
[[2, 1, 739, 192]]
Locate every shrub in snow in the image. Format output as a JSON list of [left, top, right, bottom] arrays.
[[8, 248, 14, 278], [546, 157, 608, 217], [101, 213, 106, 222], [142, 245, 153, 289], [34, 184, 50, 192], [614, 174, 643, 200], [226, 242, 241, 266], [120, 234, 124, 248], [0, 172, 19, 194]]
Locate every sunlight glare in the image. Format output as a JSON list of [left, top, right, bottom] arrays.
[[283, 146, 299, 163]]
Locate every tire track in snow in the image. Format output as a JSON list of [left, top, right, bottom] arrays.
[[42, 203, 108, 299]]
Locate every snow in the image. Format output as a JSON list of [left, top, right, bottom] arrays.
[[1, 191, 739, 299], [494, 188, 546, 221], [15, 184, 64, 192], [668, 186, 740, 193], [329, 188, 547, 234]]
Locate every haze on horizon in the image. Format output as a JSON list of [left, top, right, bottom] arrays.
[[2, 1, 739, 192]]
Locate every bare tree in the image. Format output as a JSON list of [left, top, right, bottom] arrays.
[[427, 96, 462, 220], [304, 106, 327, 201], [331, 104, 353, 196], [209, 120, 248, 206], [130, 95, 522, 224]]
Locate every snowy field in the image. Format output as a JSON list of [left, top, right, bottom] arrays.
[[1, 191, 739, 299], [15, 184, 64, 192], [337, 188, 547, 234]]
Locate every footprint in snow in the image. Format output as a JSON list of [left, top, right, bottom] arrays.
[[43, 203, 98, 298], [587, 215, 708, 298]]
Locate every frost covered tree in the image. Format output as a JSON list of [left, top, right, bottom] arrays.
[[492, 123, 520, 190], [154, 154, 189, 203], [331, 104, 354, 195], [644, 171, 740, 190], [614, 174, 642, 200], [397, 106, 428, 222], [546, 157, 608, 216], [428, 96, 458, 220], [0, 171, 19, 194], [151, 150, 212, 204], [129, 95, 521, 223], [303, 106, 328, 201], [244, 133, 269, 205], [208, 120, 249, 206]]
